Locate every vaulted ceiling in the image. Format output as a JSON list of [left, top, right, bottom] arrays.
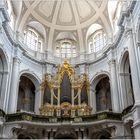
[[12, 0, 117, 52]]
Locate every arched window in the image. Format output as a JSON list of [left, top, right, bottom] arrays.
[[56, 39, 77, 58], [88, 30, 106, 53], [24, 27, 43, 52]]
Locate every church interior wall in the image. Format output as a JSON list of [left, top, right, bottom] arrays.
[[0, 0, 140, 139]]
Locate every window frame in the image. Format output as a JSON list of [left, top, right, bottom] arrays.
[[88, 29, 106, 53], [55, 39, 77, 58], [24, 27, 43, 52]]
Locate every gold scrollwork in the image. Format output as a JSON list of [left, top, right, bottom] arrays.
[[22, 115, 32, 121]]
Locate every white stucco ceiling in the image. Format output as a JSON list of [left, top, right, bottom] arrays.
[[12, 0, 117, 52]]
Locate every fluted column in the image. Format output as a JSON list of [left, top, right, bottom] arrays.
[[109, 59, 120, 112], [126, 29, 140, 103], [8, 57, 20, 113]]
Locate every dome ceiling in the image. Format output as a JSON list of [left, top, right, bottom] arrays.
[[13, 0, 114, 52]]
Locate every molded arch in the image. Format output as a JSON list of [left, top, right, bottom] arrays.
[[90, 71, 110, 91], [86, 23, 103, 41], [119, 50, 129, 73], [55, 32, 77, 42], [0, 47, 9, 110], [27, 21, 46, 40], [18, 70, 41, 89]]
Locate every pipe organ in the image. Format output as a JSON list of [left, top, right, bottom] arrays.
[[40, 59, 92, 117]]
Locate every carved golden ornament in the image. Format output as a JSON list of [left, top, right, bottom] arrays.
[[22, 115, 32, 121], [40, 102, 92, 116], [40, 59, 90, 91], [40, 59, 92, 117], [61, 102, 71, 107]]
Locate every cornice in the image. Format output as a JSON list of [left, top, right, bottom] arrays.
[[118, 1, 136, 27], [2, 24, 57, 66]]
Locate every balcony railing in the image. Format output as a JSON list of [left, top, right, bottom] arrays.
[[5, 26, 112, 65], [5, 111, 122, 124]]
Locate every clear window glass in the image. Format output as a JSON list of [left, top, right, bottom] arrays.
[[56, 40, 77, 58], [24, 28, 43, 52], [89, 30, 106, 53]]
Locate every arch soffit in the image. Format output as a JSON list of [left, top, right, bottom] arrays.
[[18, 70, 41, 88], [135, 15, 140, 43], [90, 71, 110, 90], [118, 49, 129, 72]]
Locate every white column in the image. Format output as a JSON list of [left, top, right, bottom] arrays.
[[79, 65, 86, 74], [35, 88, 42, 114], [127, 29, 140, 104], [47, 64, 53, 74], [8, 57, 20, 113], [133, 125, 140, 139], [0, 72, 8, 110], [78, 89, 81, 105], [72, 87, 74, 106], [90, 87, 96, 113], [126, 30, 140, 139], [109, 59, 120, 112], [57, 88, 60, 106], [136, 43, 140, 82], [51, 89, 54, 105]]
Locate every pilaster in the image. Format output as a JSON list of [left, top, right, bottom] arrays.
[[8, 57, 20, 113], [126, 29, 140, 104], [35, 87, 42, 114], [109, 59, 120, 112]]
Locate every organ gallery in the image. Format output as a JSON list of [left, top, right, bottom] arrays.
[[40, 59, 92, 117]]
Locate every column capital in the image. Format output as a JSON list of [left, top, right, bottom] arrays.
[[108, 59, 116, 65], [125, 28, 133, 38]]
